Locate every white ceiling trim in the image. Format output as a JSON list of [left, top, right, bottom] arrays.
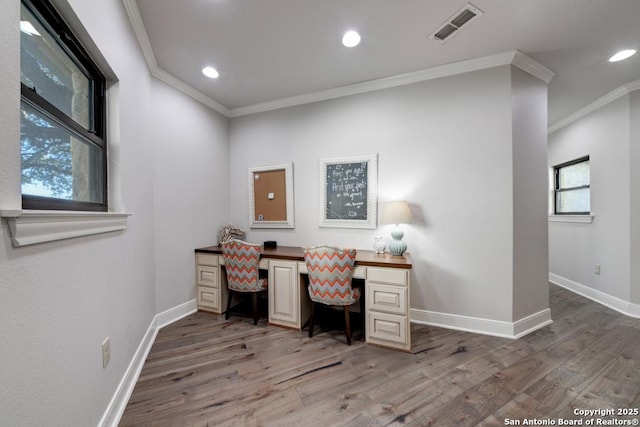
[[121, 1, 553, 119], [121, 0, 156, 70], [121, 0, 231, 117], [548, 78, 640, 134], [152, 67, 231, 116], [230, 50, 554, 117], [511, 51, 555, 84]]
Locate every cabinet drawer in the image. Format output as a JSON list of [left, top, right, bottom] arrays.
[[367, 283, 407, 315], [367, 311, 408, 346], [197, 266, 219, 287], [367, 267, 407, 286], [196, 253, 219, 267], [197, 285, 220, 311]]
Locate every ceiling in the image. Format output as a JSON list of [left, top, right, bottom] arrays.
[[131, 0, 640, 125]]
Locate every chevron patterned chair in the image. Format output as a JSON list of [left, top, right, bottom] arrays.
[[221, 239, 268, 325], [303, 245, 361, 345]]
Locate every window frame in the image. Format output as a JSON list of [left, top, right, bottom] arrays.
[[553, 155, 590, 215], [20, 0, 107, 212]]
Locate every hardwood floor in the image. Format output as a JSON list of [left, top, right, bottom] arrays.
[[119, 284, 640, 426]]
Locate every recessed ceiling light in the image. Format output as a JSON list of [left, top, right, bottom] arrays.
[[609, 49, 636, 62], [342, 30, 361, 48], [202, 66, 219, 79]]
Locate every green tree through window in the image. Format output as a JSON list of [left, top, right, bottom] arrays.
[[20, 0, 106, 211]]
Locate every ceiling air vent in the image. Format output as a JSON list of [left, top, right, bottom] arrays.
[[430, 3, 483, 43]]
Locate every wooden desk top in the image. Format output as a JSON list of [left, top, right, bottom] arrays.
[[195, 245, 412, 269]]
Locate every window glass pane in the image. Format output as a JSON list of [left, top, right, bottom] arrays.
[[20, 3, 91, 129], [558, 160, 589, 189], [556, 188, 590, 213], [21, 101, 104, 203]]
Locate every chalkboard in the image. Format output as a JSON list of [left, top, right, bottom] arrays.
[[325, 161, 368, 220], [319, 153, 377, 229]]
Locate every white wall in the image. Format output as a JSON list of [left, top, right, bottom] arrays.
[[0, 0, 229, 425], [548, 97, 632, 301], [0, 0, 553, 423], [151, 79, 229, 313], [230, 65, 549, 326], [631, 91, 640, 305], [511, 67, 550, 320]]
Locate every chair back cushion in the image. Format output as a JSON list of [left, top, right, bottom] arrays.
[[303, 245, 359, 306], [221, 240, 266, 292]]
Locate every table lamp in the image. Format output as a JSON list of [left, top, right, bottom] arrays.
[[382, 201, 413, 256]]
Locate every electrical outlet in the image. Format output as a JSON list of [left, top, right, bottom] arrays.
[[594, 264, 601, 275], [101, 337, 111, 368]]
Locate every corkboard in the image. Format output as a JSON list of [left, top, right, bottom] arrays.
[[252, 169, 287, 222]]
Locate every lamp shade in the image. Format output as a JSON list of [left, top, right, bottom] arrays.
[[382, 201, 413, 225]]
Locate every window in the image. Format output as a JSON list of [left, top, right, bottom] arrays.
[[553, 156, 590, 215], [20, 0, 106, 211]]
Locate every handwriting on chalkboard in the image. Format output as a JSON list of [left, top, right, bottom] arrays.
[[325, 161, 368, 220]]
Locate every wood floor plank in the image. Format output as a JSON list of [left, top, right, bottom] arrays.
[[553, 337, 640, 422], [478, 325, 640, 424], [119, 284, 640, 426], [410, 324, 612, 425]]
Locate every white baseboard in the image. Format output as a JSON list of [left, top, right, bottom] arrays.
[[98, 299, 197, 427], [410, 307, 552, 339], [549, 273, 640, 318], [100, 295, 561, 425], [156, 298, 198, 329]]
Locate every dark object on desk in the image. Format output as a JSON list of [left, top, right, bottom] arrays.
[[264, 241, 277, 249]]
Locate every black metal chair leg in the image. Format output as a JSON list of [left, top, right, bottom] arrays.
[[225, 290, 233, 320], [308, 302, 316, 338], [252, 293, 259, 325], [344, 306, 352, 345], [359, 294, 365, 341]]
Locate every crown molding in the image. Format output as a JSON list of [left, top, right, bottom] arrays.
[[152, 67, 231, 116], [120, 0, 230, 117], [548, 78, 640, 134], [121, 0, 156, 70], [511, 50, 556, 84], [230, 50, 554, 117], [120, 2, 553, 119], [230, 51, 516, 116], [625, 79, 640, 93]]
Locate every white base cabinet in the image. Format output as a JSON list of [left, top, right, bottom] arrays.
[[195, 248, 412, 351], [268, 260, 310, 329], [366, 267, 411, 351], [195, 253, 227, 314]]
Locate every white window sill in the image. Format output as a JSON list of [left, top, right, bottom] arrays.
[[548, 215, 594, 224], [1, 209, 131, 247]]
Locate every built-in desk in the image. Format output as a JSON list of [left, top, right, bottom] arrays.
[[194, 245, 412, 351]]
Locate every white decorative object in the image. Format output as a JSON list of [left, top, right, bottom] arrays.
[[373, 236, 386, 254], [217, 224, 245, 244], [382, 201, 413, 256], [319, 153, 378, 229]]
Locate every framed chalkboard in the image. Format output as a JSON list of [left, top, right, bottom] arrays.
[[319, 153, 377, 229]]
